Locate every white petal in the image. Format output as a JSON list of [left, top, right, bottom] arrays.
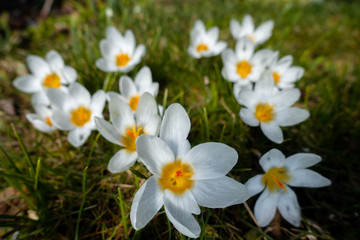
[[260, 122, 283, 144], [184, 142, 237, 180], [130, 176, 164, 230], [107, 149, 138, 173], [254, 20, 274, 45], [277, 187, 301, 227], [241, 15, 255, 35], [188, 46, 201, 59], [236, 89, 256, 109], [221, 67, 239, 82], [51, 109, 73, 130], [67, 128, 91, 147], [254, 190, 279, 227], [123, 30, 136, 55], [130, 44, 146, 65], [160, 103, 190, 157], [95, 58, 118, 72], [230, 19, 241, 39], [120, 76, 137, 99], [221, 49, 237, 65], [100, 39, 118, 58], [135, 66, 152, 91], [46, 88, 70, 111], [94, 117, 121, 145], [46, 50, 65, 71], [27, 55, 50, 77], [164, 190, 201, 238], [192, 176, 249, 208], [254, 74, 275, 96], [68, 82, 91, 106], [259, 148, 286, 171], [61, 66, 77, 84], [150, 82, 159, 96], [91, 90, 106, 115], [245, 174, 265, 198], [212, 41, 227, 55], [135, 93, 158, 127], [233, 81, 252, 99], [285, 153, 322, 171], [164, 190, 200, 215], [31, 91, 50, 106], [276, 108, 309, 126], [143, 114, 161, 136], [108, 94, 134, 133], [271, 88, 300, 110], [106, 26, 123, 45], [235, 37, 254, 60], [206, 26, 219, 45], [288, 169, 331, 188], [136, 135, 175, 176], [252, 49, 275, 67], [239, 108, 259, 127], [26, 113, 56, 133], [280, 67, 305, 86], [13, 75, 42, 93], [192, 20, 206, 35], [276, 55, 293, 73]]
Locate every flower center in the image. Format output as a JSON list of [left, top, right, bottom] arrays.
[[236, 60, 252, 78], [196, 43, 208, 53], [121, 125, 145, 152], [116, 53, 131, 67], [70, 106, 92, 127], [262, 167, 290, 192], [45, 116, 53, 126], [272, 71, 281, 85], [129, 95, 140, 111], [158, 160, 194, 195], [43, 73, 61, 89], [255, 103, 275, 122]]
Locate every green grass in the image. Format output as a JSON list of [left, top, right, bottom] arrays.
[[0, 0, 360, 239]]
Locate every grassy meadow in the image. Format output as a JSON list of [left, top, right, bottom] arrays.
[[0, 0, 359, 239]]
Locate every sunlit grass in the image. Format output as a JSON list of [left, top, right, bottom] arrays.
[[0, 0, 359, 239]]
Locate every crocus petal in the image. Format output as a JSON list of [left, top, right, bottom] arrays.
[[245, 174, 265, 198], [90, 90, 106, 115], [108, 95, 134, 134], [31, 91, 50, 106], [95, 58, 118, 72], [288, 169, 331, 188], [254, 190, 279, 227], [192, 20, 206, 35], [135, 66, 152, 92], [13, 75, 42, 93], [46, 50, 65, 71], [61, 66, 77, 84], [206, 26, 219, 45], [164, 190, 201, 238], [259, 148, 286, 171], [276, 108, 309, 126], [212, 41, 227, 55], [254, 20, 274, 45], [136, 135, 175, 176], [51, 109, 72, 130], [192, 176, 249, 208], [230, 19, 241, 39], [260, 122, 283, 144], [239, 108, 259, 127], [160, 103, 191, 156], [107, 149, 138, 173], [281, 67, 305, 85], [143, 114, 161, 136], [164, 190, 200, 215], [106, 26, 124, 46], [120, 75, 138, 99], [67, 128, 91, 147], [221, 49, 237, 65], [184, 142, 237, 180], [94, 117, 121, 145], [277, 187, 301, 227], [68, 82, 91, 106], [46, 88, 71, 111], [131, 44, 146, 65], [130, 176, 164, 230], [26, 113, 56, 133], [135, 93, 158, 127], [236, 89, 256, 109], [242, 15, 255, 35], [123, 30, 136, 55], [271, 88, 300, 110], [27, 55, 50, 77], [235, 37, 254, 60], [276, 55, 293, 73], [254, 74, 275, 97], [285, 153, 322, 171]]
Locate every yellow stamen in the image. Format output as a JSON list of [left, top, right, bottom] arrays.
[[45, 116, 53, 126], [158, 160, 194, 195], [255, 103, 275, 122], [129, 95, 140, 111], [196, 43, 208, 53], [262, 167, 290, 193], [115, 53, 130, 67], [236, 60, 252, 78], [121, 125, 145, 152], [273, 71, 281, 85], [70, 106, 92, 127], [43, 73, 61, 89]]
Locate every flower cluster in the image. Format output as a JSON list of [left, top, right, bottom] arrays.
[[11, 14, 331, 239]]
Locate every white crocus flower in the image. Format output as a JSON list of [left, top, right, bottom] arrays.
[[26, 105, 56, 133], [107, 66, 159, 112], [96, 26, 146, 73], [236, 74, 310, 144], [130, 103, 249, 238], [246, 149, 331, 227], [269, 52, 305, 89], [46, 82, 106, 147], [95, 93, 161, 173], [221, 37, 274, 88], [13, 50, 77, 106], [230, 14, 274, 46], [188, 20, 227, 58]]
